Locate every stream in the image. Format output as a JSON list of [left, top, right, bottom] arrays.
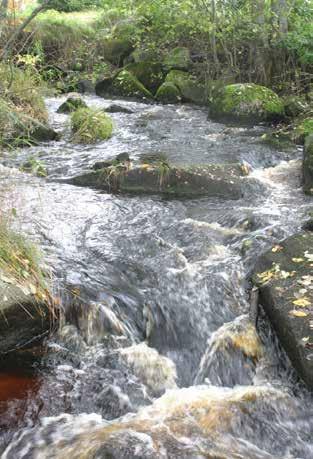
[[0, 95, 313, 458]]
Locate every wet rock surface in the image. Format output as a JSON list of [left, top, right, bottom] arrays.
[[0, 280, 51, 355], [69, 162, 245, 198], [253, 231, 313, 389]]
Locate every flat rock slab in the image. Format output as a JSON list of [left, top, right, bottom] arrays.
[[69, 163, 246, 199], [252, 231, 313, 389], [0, 280, 51, 355]]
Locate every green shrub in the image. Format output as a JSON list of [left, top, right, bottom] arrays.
[[71, 108, 113, 143]]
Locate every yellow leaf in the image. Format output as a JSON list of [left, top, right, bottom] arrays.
[[289, 310, 308, 317], [272, 245, 283, 253], [292, 258, 304, 263], [292, 297, 311, 307]]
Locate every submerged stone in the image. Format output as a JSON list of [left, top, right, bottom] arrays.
[[69, 162, 245, 199], [252, 231, 313, 389], [104, 104, 134, 114], [210, 83, 285, 122]]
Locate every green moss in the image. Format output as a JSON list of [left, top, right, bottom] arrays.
[[71, 108, 113, 144], [124, 62, 164, 93], [163, 47, 191, 71], [295, 118, 313, 140], [156, 82, 181, 104], [271, 117, 313, 145], [57, 96, 87, 113], [210, 83, 285, 122], [165, 70, 205, 104], [100, 38, 133, 65], [111, 70, 153, 100]]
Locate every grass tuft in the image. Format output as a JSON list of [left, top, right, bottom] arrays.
[[71, 107, 113, 144]]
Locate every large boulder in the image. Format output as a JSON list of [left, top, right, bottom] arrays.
[[209, 83, 285, 122], [124, 62, 164, 93], [252, 231, 313, 389], [0, 279, 51, 354], [303, 134, 313, 195], [69, 162, 246, 199], [108, 70, 153, 100], [163, 47, 192, 71], [165, 70, 205, 105], [155, 82, 181, 104], [29, 120, 59, 143]]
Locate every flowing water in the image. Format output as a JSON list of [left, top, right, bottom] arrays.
[[0, 95, 312, 458]]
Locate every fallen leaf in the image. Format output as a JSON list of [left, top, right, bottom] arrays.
[[304, 251, 313, 262], [292, 258, 304, 263], [292, 297, 311, 307], [289, 310, 308, 317], [272, 245, 283, 253]]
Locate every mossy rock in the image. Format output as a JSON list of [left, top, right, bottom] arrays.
[[163, 47, 192, 71], [131, 48, 157, 64], [262, 117, 313, 147], [69, 162, 245, 199], [303, 134, 313, 195], [124, 62, 164, 93], [57, 96, 88, 114], [252, 231, 313, 390], [155, 82, 181, 104], [283, 96, 308, 118], [110, 70, 153, 100], [293, 117, 313, 143], [165, 70, 205, 105], [209, 83, 285, 122], [71, 108, 113, 144]]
